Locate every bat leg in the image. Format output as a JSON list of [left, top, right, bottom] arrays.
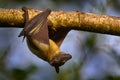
[[22, 7, 29, 24]]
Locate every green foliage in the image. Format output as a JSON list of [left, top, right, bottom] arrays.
[[107, 0, 120, 12], [0, 47, 38, 80], [105, 75, 120, 80], [55, 64, 80, 80], [11, 65, 37, 80]]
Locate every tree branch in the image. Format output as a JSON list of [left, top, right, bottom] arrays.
[[0, 8, 120, 36]]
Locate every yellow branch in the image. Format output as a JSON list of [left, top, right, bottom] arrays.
[[0, 8, 120, 36]]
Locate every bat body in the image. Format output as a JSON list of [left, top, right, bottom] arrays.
[[18, 7, 72, 73]]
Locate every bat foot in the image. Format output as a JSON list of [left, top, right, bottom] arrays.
[[49, 53, 72, 73]]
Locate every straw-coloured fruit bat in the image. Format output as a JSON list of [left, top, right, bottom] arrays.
[[18, 7, 72, 73]]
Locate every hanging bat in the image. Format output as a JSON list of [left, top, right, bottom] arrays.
[[18, 7, 72, 73]]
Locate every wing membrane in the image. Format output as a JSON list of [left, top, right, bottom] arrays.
[[19, 7, 51, 45]]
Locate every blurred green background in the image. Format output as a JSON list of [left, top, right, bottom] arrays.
[[1, 0, 120, 80]]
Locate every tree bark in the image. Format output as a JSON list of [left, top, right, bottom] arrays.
[[0, 8, 120, 36]]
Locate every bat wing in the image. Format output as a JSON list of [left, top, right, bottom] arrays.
[[19, 8, 51, 45], [30, 19, 49, 45], [49, 28, 70, 47]]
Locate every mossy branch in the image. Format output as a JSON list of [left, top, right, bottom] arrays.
[[0, 8, 120, 36]]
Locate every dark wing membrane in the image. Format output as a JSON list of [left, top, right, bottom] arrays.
[[19, 8, 51, 45], [31, 18, 49, 45], [49, 28, 70, 47], [19, 9, 51, 37], [24, 9, 51, 37]]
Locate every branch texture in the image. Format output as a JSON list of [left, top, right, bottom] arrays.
[[0, 8, 120, 36]]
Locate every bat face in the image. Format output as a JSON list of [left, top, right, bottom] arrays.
[[50, 53, 72, 73], [19, 7, 72, 73]]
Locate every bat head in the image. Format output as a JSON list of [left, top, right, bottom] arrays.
[[49, 53, 72, 73]]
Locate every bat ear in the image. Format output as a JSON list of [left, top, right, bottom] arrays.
[[49, 53, 72, 73]]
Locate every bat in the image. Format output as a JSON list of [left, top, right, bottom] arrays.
[[18, 7, 72, 73]]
